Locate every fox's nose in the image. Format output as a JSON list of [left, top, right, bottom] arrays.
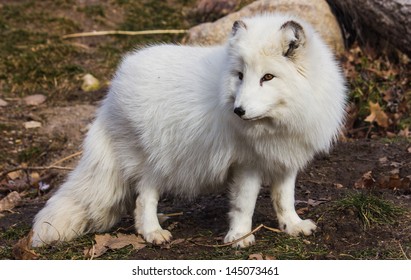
[[234, 107, 246, 117]]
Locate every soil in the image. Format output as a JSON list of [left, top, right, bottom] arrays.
[[0, 99, 410, 259], [0, 0, 410, 260]]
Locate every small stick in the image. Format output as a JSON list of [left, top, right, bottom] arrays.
[[62, 29, 187, 39], [262, 224, 282, 233], [398, 241, 409, 260], [193, 224, 266, 248], [49, 151, 82, 166], [1, 151, 82, 179]]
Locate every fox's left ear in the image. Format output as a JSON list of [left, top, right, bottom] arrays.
[[280, 20, 306, 58]]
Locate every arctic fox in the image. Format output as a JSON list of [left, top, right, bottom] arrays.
[[32, 14, 346, 248]]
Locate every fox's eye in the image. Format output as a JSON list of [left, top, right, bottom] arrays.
[[238, 72, 243, 81], [261, 73, 275, 82]]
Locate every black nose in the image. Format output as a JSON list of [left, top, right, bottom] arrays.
[[234, 107, 246, 117]]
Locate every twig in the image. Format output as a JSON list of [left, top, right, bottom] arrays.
[[1, 151, 81, 179], [398, 241, 409, 260], [1, 165, 73, 180], [262, 224, 282, 234], [62, 29, 187, 39], [192, 224, 282, 248], [50, 151, 82, 166]]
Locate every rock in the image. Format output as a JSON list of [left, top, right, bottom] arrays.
[[23, 94, 47, 106], [0, 98, 8, 107], [24, 121, 42, 129], [183, 0, 344, 55], [192, 0, 239, 21], [81, 73, 101, 92]]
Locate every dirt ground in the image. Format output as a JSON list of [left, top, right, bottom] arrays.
[[0, 0, 410, 260], [0, 125, 410, 259]]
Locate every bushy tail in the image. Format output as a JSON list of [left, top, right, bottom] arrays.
[[32, 118, 131, 247]]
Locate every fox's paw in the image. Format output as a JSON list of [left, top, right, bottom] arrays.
[[282, 219, 317, 237], [143, 229, 172, 245], [224, 231, 255, 248]]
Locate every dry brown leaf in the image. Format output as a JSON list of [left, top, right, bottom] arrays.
[[296, 198, 330, 208], [378, 170, 410, 190], [398, 128, 409, 137], [84, 233, 146, 258], [13, 230, 39, 260], [7, 170, 23, 180], [30, 172, 40, 185], [364, 101, 389, 128], [0, 191, 21, 212], [334, 183, 344, 189], [0, 98, 8, 107], [248, 253, 264, 260], [296, 207, 308, 215], [354, 171, 375, 189], [379, 157, 389, 165]]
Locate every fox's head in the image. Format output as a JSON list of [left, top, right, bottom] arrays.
[[226, 14, 317, 125]]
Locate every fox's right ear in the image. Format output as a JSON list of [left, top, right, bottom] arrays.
[[231, 20, 247, 36]]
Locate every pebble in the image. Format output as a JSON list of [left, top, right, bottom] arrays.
[[23, 94, 46, 106]]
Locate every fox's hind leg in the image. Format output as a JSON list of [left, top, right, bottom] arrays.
[[134, 177, 172, 245], [271, 169, 317, 236]]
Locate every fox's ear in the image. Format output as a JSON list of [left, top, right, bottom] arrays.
[[231, 20, 247, 36], [280, 20, 305, 58]]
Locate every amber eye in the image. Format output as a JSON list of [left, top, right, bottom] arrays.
[[261, 73, 275, 82], [238, 72, 243, 81]]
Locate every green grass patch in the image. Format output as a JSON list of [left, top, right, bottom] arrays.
[[18, 146, 44, 163], [336, 193, 404, 229], [194, 233, 327, 260], [0, 224, 31, 260]]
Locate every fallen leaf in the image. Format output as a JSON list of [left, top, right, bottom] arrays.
[[30, 172, 40, 185], [296, 207, 308, 215], [296, 198, 330, 207], [398, 128, 409, 137], [0, 98, 8, 107], [84, 233, 146, 258], [364, 101, 389, 128], [0, 191, 21, 212], [354, 171, 375, 188], [81, 74, 101, 92], [24, 121, 42, 129], [378, 157, 389, 165], [13, 230, 39, 260], [248, 253, 264, 260], [23, 94, 46, 106], [7, 170, 23, 180], [378, 170, 410, 190], [334, 183, 344, 189]]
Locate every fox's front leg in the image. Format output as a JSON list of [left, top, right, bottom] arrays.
[[224, 168, 261, 248], [271, 169, 316, 236]]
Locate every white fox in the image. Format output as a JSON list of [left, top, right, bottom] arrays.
[[32, 14, 346, 248]]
